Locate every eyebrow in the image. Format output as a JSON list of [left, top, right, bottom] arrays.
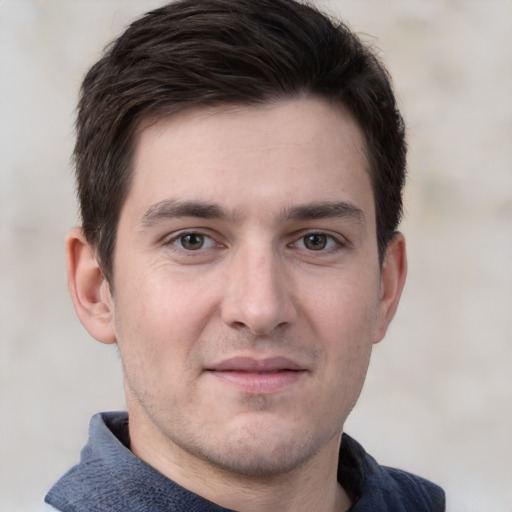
[[140, 199, 365, 227], [140, 199, 229, 227], [284, 201, 366, 225]]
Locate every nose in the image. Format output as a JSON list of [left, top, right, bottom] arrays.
[[221, 244, 297, 336]]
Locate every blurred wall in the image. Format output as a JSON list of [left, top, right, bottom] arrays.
[[1, 1, 511, 510]]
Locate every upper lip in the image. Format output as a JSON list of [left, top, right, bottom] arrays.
[[207, 356, 306, 372]]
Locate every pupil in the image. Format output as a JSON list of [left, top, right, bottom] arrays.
[[182, 234, 203, 250], [305, 234, 326, 250]]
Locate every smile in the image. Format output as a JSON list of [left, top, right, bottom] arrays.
[[206, 356, 308, 394]]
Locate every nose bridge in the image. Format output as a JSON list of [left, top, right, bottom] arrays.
[[222, 238, 295, 335]]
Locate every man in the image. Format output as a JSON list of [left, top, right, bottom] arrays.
[[45, 0, 445, 510]]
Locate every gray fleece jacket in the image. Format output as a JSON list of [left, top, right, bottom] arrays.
[[45, 411, 445, 511]]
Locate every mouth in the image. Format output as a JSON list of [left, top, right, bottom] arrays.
[[205, 356, 308, 394]]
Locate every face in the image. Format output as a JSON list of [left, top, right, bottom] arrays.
[[85, 98, 404, 477]]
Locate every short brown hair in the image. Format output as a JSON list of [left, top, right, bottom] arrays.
[[75, 0, 406, 283]]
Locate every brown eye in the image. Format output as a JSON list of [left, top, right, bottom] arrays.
[[180, 233, 205, 250], [303, 234, 328, 250]]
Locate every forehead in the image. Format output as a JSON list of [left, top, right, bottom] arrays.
[[126, 97, 374, 223]]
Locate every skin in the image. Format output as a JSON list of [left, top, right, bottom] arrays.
[[67, 97, 407, 511]]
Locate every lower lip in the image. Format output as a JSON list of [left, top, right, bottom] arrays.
[[208, 370, 305, 394]]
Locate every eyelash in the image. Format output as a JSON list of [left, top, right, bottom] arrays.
[[290, 232, 344, 252], [164, 231, 219, 251], [164, 230, 345, 254]]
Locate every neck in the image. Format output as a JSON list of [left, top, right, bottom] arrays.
[[129, 413, 352, 512]]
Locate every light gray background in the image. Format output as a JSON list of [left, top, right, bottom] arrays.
[[1, 1, 511, 511]]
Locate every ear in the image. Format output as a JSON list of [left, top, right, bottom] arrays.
[[374, 232, 407, 343], [66, 227, 117, 344]]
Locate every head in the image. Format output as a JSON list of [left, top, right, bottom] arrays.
[[75, 0, 406, 285], [67, 0, 408, 503]]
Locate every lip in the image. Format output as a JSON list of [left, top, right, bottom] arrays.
[[208, 356, 306, 372], [205, 356, 307, 394]]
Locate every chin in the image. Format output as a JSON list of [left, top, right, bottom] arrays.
[[192, 416, 335, 478], [204, 441, 313, 477]]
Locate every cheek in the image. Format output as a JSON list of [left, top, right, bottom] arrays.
[[307, 269, 380, 340], [112, 266, 218, 364], [305, 270, 379, 389]]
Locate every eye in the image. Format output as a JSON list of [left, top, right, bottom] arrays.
[[293, 233, 341, 251], [171, 232, 216, 251]]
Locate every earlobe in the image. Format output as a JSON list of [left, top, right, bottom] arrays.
[[374, 232, 407, 343], [66, 227, 117, 344]]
